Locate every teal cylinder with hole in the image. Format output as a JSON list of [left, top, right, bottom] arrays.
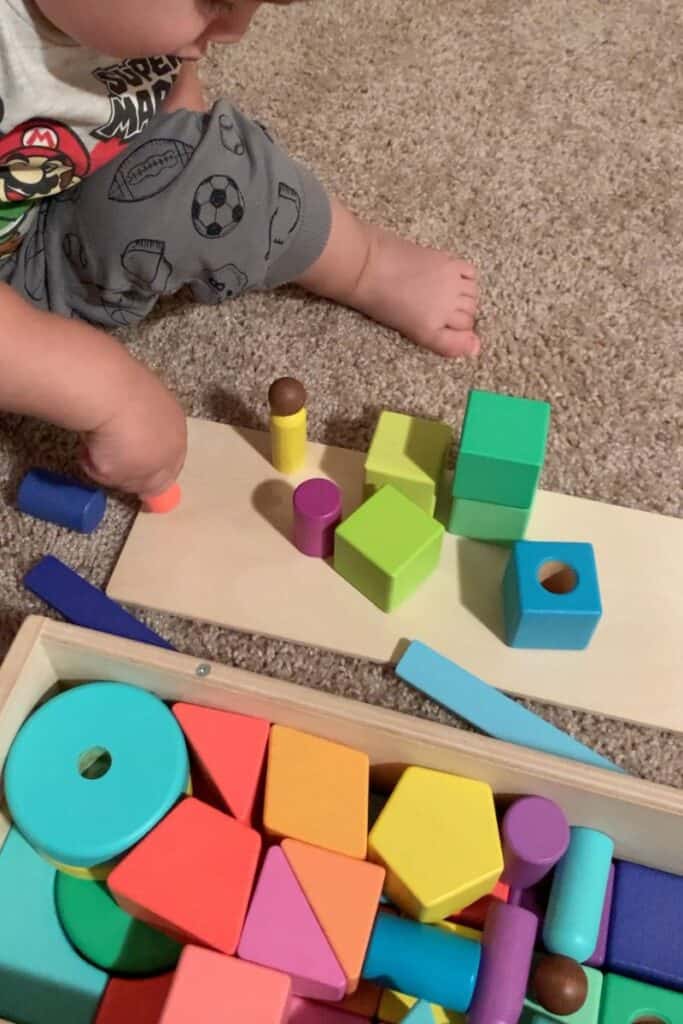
[[5, 682, 188, 867]]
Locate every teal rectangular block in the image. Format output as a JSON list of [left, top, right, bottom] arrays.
[[365, 411, 453, 515], [395, 641, 620, 772], [453, 390, 550, 509], [0, 827, 107, 1024], [447, 495, 531, 542]]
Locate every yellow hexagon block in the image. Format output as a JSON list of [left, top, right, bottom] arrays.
[[368, 766, 503, 923]]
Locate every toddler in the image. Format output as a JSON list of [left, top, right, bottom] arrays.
[[0, 0, 480, 500]]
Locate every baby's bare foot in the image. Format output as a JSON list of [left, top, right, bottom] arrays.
[[350, 225, 480, 357]]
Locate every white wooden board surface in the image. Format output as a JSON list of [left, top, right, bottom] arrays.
[[107, 419, 683, 732]]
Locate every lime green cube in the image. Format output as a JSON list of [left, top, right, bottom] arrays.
[[364, 411, 453, 515], [447, 496, 531, 543], [453, 390, 550, 509], [334, 485, 444, 612]]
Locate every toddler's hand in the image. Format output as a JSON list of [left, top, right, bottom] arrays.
[[80, 365, 187, 501]]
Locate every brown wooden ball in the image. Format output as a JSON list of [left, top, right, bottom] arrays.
[[268, 377, 306, 416], [531, 955, 588, 1016]]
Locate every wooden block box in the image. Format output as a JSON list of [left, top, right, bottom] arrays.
[[1, 616, 683, 1023]]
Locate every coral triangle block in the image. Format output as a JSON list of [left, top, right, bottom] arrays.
[[282, 838, 385, 993], [173, 703, 269, 822], [238, 846, 346, 1000]]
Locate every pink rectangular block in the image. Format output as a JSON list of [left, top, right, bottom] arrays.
[[160, 945, 290, 1023], [285, 996, 369, 1024]]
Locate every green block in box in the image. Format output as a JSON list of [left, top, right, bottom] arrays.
[[453, 390, 550, 509], [447, 496, 531, 543], [334, 485, 444, 612], [365, 411, 453, 515], [594, 973, 683, 1024]]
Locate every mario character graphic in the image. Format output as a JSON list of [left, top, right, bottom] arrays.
[[0, 118, 90, 255]]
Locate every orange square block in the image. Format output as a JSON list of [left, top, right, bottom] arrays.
[[282, 838, 384, 992], [160, 945, 291, 1024], [449, 881, 510, 929], [264, 726, 369, 858], [108, 798, 261, 954]]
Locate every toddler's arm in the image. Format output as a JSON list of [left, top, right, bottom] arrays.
[[0, 283, 187, 498]]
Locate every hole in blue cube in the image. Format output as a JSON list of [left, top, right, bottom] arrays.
[[537, 560, 578, 595]]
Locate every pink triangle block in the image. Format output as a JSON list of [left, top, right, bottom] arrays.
[[238, 847, 346, 1001]]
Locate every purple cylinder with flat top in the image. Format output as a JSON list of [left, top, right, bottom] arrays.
[[467, 901, 537, 1024], [292, 478, 342, 557], [501, 796, 570, 891]]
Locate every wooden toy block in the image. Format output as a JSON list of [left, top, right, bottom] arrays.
[[605, 859, 683, 991], [108, 797, 261, 954], [467, 901, 537, 1024], [447, 495, 531, 542], [523, 963, 603, 1024], [25, 555, 174, 649], [142, 483, 182, 514], [282, 837, 385, 992], [378, 989, 464, 1024], [56, 873, 182, 974], [401, 1001, 438, 1024], [502, 541, 602, 650], [334, 981, 382, 1017], [362, 912, 481, 1013], [293, 478, 343, 557], [452, 389, 550, 509], [364, 411, 453, 515], [501, 796, 570, 891], [395, 642, 619, 772], [334, 486, 444, 612], [237, 846, 346, 1000], [597, 973, 683, 1024], [437, 920, 483, 943], [543, 827, 614, 964], [95, 974, 175, 1024], [0, 827, 107, 1024], [368, 765, 503, 922], [263, 725, 369, 859], [585, 864, 614, 968], [173, 702, 270, 823], [268, 377, 307, 474], [285, 995, 370, 1024], [18, 467, 106, 532], [5, 681, 188, 867], [160, 944, 291, 1024], [449, 881, 509, 929]]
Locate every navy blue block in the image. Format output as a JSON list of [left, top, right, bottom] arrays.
[[605, 860, 683, 992], [18, 469, 106, 533], [24, 556, 174, 650]]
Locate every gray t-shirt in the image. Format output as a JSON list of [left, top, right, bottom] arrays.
[[0, 0, 181, 256]]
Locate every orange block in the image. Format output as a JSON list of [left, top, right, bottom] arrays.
[[108, 798, 261, 954], [160, 945, 291, 1024], [282, 838, 384, 993], [173, 703, 270, 823], [142, 484, 181, 514], [264, 726, 369, 858], [449, 880, 510, 929], [95, 974, 175, 1024]]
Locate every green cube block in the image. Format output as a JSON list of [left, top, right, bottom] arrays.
[[364, 411, 453, 515], [596, 973, 683, 1024], [453, 390, 550, 509], [334, 485, 444, 612], [447, 496, 531, 543]]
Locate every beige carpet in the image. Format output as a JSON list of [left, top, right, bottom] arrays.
[[1, 0, 681, 785]]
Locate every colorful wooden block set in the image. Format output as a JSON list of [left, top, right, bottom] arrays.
[[1, 677, 682, 1024]]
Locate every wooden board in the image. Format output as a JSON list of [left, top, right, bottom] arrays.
[[107, 419, 683, 733]]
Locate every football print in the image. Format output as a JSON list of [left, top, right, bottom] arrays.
[[191, 175, 245, 239], [109, 138, 195, 202]]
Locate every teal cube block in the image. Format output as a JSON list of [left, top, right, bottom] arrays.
[[334, 485, 444, 612], [364, 411, 453, 515], [503, 541, 602, 650], [453, 390, 550, 509], [447, 495, 531, 543], [0, 828, 107, 1024]]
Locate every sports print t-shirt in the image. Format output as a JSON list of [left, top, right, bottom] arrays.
[[0, 0, 181, 258]]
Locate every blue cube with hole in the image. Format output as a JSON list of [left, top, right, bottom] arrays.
[[502, 540, 602, 650]]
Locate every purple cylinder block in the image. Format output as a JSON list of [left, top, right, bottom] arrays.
[[501, 796, 570, 891], [585, 863, 614, 967], [467, 901, 538, 1024], [292, 478, 342, 558]]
